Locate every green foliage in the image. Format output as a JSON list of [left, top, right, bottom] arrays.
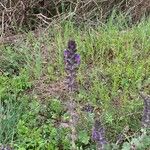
[[0, 69, 32, 144], [50, 99, 63, 114], [15, 121, 64, 150], [0, 15, 150, 149], [0, 46, 26, 76], [0, 35, 43, 78], [14, 99, 71, 150], [78, 131, 90, 145]]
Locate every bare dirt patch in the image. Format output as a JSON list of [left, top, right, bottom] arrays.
[[33, 75, 67, 100]]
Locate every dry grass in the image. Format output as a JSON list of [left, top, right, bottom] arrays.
[[0, 0, 150, 37]]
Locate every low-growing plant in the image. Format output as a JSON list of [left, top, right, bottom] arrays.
[[13, 99, 71, 150], [0, 71, 32, 144]]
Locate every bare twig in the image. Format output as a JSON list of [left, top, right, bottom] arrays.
[[116, 126, 129, 145], [1, 11, 4, 38]]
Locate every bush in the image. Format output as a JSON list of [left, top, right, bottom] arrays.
[[1, 0, 150, 35]]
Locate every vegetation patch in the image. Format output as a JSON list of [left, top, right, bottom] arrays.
[[0, 14, 150, 149]]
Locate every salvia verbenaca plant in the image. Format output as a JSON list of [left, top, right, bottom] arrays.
[[64, 40, 80, 150], [63, 41, 149, 150], [139, 92, 150, 128], [64, 40, 80, 92], [92, 119, 107, 150]]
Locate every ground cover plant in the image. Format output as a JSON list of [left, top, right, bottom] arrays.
[[0, 13, 150, 149]]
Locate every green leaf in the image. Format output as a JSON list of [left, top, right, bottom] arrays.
[[50, 99, 63, 114], [122, 142, 130, 150], [78, 131, 90, 145]]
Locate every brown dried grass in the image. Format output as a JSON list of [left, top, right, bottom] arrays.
[[0, 0, 150, 36]]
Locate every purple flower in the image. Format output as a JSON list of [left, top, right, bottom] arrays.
[[68, 40, 77, 52], [64, 50, 69, 58], [92, 120, 107, 149], [75, 54, 80, 65], [64, 40, 80, 92], [64, 40, 80, 149], [64, 50, 70, 64]]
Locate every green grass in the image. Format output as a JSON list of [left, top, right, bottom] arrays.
[[0, 15, 150, 149]]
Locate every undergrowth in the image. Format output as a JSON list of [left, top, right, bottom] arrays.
[[0, 14, 150, 149]]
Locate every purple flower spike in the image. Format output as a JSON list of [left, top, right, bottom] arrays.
[[92, 120, 107, 149], [68, 40, 77, 52], [64, 40, 80, 149], [64, 40, 80, 92]]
